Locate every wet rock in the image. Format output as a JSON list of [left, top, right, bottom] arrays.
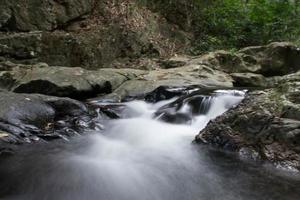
[[0, 91, 95, 145], [156, 112, 192, 124], [195, 71, 300, 171], [144, 86, 190, 103], [154, 90, 215, 124]]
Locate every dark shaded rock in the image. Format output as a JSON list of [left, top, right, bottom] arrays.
[[156, 112, 192, 124], [0, 0, 189, 69], [0, 30, 128, 69], [0, 91, 98, 145], [156, 92, 213, 115], [231, 73, 268, 88], [39, 30, 124, 69], [141, 0, 194, 31], [238, 42, 300, 76], [0, 32, 42, 61], [144, 86, 190, 103], [154, 90, 215, 124], [0, 27, 186, 69], [0, 0, 94, 31]]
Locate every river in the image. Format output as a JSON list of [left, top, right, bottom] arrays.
[[0, 90, 299, 200]]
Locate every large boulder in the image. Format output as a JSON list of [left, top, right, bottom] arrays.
[[195, 71, 300, 171], [0, 62, 145, 99], [199, 42, 300, 77], [0, 0, 94, 31], [238, 42, 300, 76], [0, 59, 233, 101], [103, 64, 234, 101], [230, 73, 268, 87], [0, 91, 92, 149]]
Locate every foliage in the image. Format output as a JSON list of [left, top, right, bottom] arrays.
[[137, 0, 300, 54], [192, 0, 300, 54]]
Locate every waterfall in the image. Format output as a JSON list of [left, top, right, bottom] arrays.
[[1, 89, 299, 200]]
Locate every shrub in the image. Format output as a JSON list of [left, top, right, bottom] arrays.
[[192, 0, 300, 53]]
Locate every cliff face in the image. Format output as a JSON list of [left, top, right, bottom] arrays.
[[0, 0, 94, 31], [0, 0, 190, 69]]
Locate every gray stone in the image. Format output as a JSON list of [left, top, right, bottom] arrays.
[[195, 71, 300, 171], [0, 0, 94, 31], [0, 91, 88, 144], [105, 64, 234, 101], [0, 62, 145, 99], [231, 73, 267, 87], [198, 42, 300, 77]]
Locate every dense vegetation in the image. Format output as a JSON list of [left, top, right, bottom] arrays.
[[139, 0, 300, 54]]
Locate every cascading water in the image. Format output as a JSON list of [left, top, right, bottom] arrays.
[[0, 90, 299, 200]]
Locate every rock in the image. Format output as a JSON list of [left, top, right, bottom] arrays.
[[142, 0, 194, 31], [104, 64, 233, 101], [0, 32, 42, 61], [0, 91, 93, 145], [144, 86, 191, 103], [153, 89, 223, 124], [0, 1, 189, 69], [0, 31, 124, 68], [238, 42, 300, 76], [0, 60, 232, 101], [159, 56, 191, 69], [157, 112, 192, 124], [0, 62, 145, 99], [197, 50, 249, 73], [39, 30, 124, 69], [195, 71, 300, 171], [231, 73, 268, 87], [198, 42, 300, 77], [0, 0, 94, 31], [0, 26, 186, 69]]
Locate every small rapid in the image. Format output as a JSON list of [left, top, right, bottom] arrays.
[[0, 90, 299, 200]]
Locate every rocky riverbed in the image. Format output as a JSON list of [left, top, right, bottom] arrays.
[[1, 89, 300, 200], [0, 37, 300, 172], [0, 1, 300, 199]]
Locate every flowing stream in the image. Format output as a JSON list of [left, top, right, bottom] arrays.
[[0, 90, 299, 200]]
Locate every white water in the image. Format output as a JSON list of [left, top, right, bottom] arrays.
[[3, 90, 299, 200], [65, 91, 245, 200]]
